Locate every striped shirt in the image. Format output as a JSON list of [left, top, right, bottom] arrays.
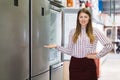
[[56, 27, 113, 58]]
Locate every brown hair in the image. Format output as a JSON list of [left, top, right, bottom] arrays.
[[72, 8, 95, 44]]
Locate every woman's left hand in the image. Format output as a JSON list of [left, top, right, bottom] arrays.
[[86, 53, 97, 59]]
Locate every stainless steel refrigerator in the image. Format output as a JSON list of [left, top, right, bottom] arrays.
[[31, 0, 50, 80], [32, 0, 63, 80], [48, 1, 64, 80], [0, 0, 29, 80], [0, 0, 50, 80]]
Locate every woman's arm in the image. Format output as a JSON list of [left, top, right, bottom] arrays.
[[56, 29, 74, 55], [94, 28, 113, 58], [44, 29, 74, 55]]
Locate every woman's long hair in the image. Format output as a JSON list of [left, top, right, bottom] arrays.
[[72, 8, 95, 44]]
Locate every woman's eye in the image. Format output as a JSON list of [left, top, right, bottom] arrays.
[[80, 16, 83, 18], [80, 16, 88, 18]]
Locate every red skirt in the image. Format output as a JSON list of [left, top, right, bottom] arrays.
[[69, 56, 97, 80]]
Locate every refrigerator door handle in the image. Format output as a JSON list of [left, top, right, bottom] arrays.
[[14, 0, 19, 6], [50, 62, 63, 70], [41, 7, 44, 16]]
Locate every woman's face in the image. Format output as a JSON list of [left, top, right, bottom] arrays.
[[79, 12, 90, 27]]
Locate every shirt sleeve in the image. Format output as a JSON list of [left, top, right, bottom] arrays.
[[55, 29, 74, 55], [94, 28, 113, 58]]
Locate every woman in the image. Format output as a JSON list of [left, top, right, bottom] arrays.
[[44, 8, 113, 80]]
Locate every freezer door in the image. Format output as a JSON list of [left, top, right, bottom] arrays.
[[50, 63, 63, 80], [0, 0, 29, 80]]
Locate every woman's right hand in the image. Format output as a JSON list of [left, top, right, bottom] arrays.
[[44, 44, 57, 48]]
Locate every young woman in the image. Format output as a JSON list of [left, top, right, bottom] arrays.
[[44, 8, 113, 80]]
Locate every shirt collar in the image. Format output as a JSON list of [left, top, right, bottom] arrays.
[[81, 27, 86, 31]]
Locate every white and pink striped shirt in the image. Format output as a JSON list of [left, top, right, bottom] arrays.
[[56, 27, 113, 58]]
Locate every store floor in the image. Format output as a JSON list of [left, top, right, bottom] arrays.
[[98, 53, 120, 80]]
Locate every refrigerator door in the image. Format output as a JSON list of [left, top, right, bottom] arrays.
[[50, 63, 63, 80], [32, 0, 50, 78], [0, 0, 29, 80], [49, 8, 62, 65], [62, 9, 78, 60], [31, 71, 49, 80]]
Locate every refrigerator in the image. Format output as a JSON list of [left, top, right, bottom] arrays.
[[0, 0, 29, 80], [0, 0, 63, 80], [0, 0, 50, 80], [31, 0, 50, 80], [49, 1, 64, 80], [32, 0, 63, 80]]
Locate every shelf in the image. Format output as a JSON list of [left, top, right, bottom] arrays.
[[62, 8, 81, 13]]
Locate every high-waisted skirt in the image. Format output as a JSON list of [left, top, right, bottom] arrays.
[[69, 56, 97, 80]]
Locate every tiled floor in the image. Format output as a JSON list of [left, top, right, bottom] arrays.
[[99, 53, 120, 80]]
